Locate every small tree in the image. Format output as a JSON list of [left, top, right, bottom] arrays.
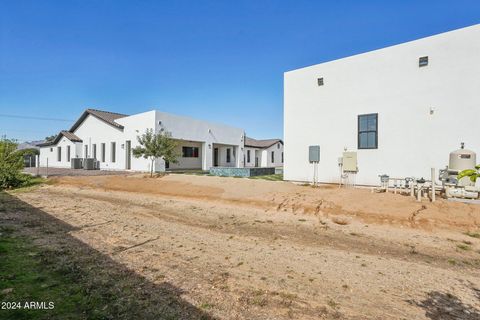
[[132, 129, 179, 177], [0, 138, 24, 189]]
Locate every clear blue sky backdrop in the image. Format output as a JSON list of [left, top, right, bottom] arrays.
[[1, 0, 479, 142]]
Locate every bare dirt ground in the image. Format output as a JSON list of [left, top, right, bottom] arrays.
[[10, 174, 480, 319]]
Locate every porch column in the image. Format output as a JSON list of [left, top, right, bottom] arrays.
[[202, 142, 213, 171], [235, 146, 241, 168], [155, 158, 166, 172]]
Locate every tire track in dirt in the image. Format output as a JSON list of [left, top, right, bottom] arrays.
[[39, 186, 480, 275]]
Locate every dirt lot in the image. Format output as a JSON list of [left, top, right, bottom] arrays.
[[7, 174, 480, 319]]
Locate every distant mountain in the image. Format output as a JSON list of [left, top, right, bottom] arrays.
[[16, 140, 43, 150]]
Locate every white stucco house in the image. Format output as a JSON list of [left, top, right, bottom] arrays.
[[38, 109, 246, 172], [284, 24, 480, 185], [244, 137, 283, 168]]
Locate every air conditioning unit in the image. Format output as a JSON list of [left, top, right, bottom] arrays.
[[83, 158, 97, 170], [71, 158, 83, 169]]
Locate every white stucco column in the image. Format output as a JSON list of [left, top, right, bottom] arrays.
[[155, 158, 166, 172], [261, 150, 268, 167], [202, 142, 213, 171], [235, 146, 241, 168]]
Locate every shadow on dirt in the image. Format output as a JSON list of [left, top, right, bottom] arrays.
[[0, 190, 214, 320], [409, 290, 480, 320]]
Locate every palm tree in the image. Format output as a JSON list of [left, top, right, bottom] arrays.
[[132, 129, 179, 177]]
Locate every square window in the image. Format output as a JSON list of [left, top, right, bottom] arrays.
[[182, 147, 199, 158], [419, 56, 428, 67]]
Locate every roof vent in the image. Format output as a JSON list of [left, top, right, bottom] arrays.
[[317, 77, 324, 86]]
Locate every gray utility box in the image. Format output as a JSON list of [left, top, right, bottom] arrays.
[[71, 158, 83, 169], [309, 145, 320, 163], [83, 158, 98, 170]]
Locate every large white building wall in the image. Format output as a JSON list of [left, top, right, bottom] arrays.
[[284, 24, 480, 185]]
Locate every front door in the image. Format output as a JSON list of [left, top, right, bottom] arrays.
[[125, 140, 131, 170], [213, 148, 219, 167], [255, 157, 259, 167]]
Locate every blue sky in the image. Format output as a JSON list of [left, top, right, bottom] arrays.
[[0, 1, 479, 142]]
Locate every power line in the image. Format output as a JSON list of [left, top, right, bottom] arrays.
[[0, 113, 74, 122], [0, 128, 58, 134]]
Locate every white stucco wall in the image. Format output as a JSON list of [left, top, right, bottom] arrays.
[[244, 147, 258, 167], [167, 141, 203, 170], [39, 137, 80, 168], [71, 114, 130, 170], [115, 110, 157, 172], [284, 24, 480, 185], [264, 142, 284, 167], [244, 143, 283, 168]]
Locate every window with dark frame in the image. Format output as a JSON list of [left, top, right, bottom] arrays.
[[101, 143, 105, 162], [57, 147, 62, 161], [419, 56, 428, 67], [182, 146, 199, 158], [111, 142, 116, 162], [93, 144, 97, 159], [281, 152, 284, 163], [66, 146, 70, 162], [358, 113, 378, 149], [226, 148, 231, 163], [271, 151, 275, 163], [247, 150, 251, 163]]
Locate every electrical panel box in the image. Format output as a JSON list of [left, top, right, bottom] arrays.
[[309, 145, 320, 163], [342, 152, 358, 172]]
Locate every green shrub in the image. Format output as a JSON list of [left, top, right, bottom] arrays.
[[0, 138, 24, 189]]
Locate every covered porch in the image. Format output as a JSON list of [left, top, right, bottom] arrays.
[[154, 140, 242, 172]]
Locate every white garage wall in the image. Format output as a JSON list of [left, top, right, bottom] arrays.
[[284, 24, 480, 185]]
